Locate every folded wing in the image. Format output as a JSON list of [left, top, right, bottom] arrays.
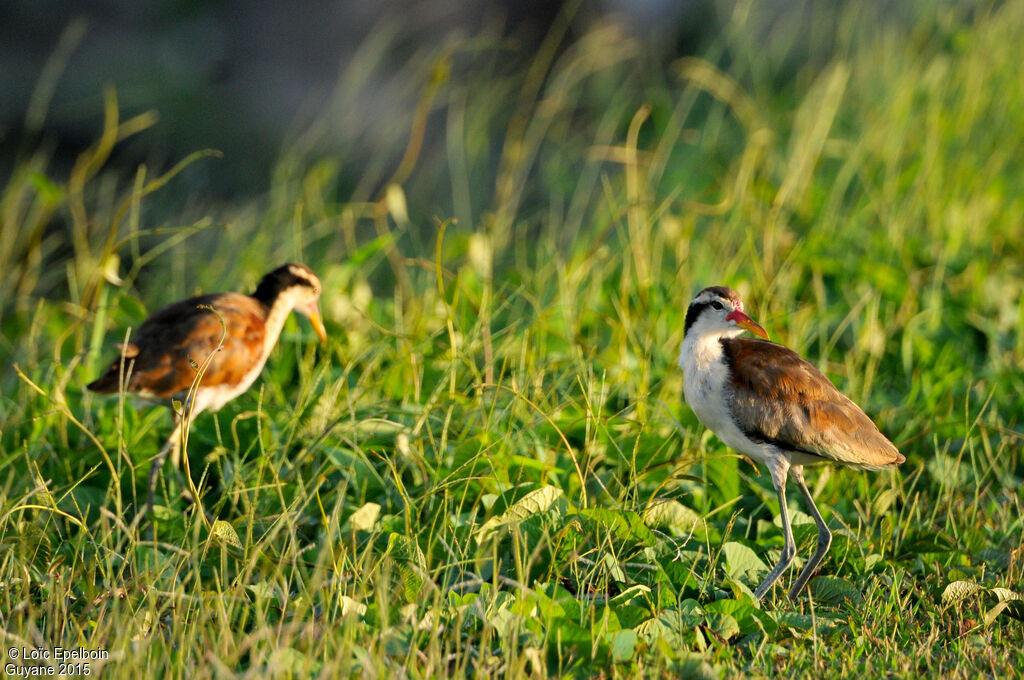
[[88, 293, 266, 400], [720, 338, 904, 469]]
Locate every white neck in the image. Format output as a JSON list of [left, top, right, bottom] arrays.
[[678, 327, 741, 376], [678, 327, 769, 462], [259, 290, 303, 362]]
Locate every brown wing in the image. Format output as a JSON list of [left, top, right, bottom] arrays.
[[720, 338, 904, 469], [88, 292, 267, 399]]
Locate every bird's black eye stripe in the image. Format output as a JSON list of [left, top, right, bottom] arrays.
[[684, 301, 710, 337], [685, 297, 732, 337]]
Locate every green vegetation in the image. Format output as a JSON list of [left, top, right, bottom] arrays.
[[2, 2, 1022, 677]]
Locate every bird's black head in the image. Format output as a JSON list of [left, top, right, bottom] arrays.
[[252, 263, 321, 305]]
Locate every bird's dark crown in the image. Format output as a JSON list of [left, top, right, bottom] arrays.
[[252, 263, 320, 305]]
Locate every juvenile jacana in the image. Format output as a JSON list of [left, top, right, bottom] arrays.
[[88, 263, 327, 511], [677, 286, 904, 601]]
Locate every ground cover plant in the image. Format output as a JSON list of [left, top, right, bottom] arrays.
[[1, 1, 1023, 677]]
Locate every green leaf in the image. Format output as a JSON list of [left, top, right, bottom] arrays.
[[609, 629, 637, 662], [703, 451, 739, 509], [548, 618, 593, 655], [705, 611, 740, 641], [941, 580, 985, 605], [116, 293, 148, 322], [484, 591, 519, 636], [705, 598, 778, 636], [643, 499, 706, 539], [210, 520, 242, 549], [900, 530, 957, 555], [809, 576, 863, 606], [975, 549, 1010, 570], [475, 485, 563, 544], [635, 600, 705, 648], [578, 508, 658, 548], [721, 542, 768, 582], [943, 580, 1024, 624]]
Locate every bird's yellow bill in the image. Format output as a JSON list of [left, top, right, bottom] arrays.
[[309, 310, 328, 343], [727, 310, 769, 340]]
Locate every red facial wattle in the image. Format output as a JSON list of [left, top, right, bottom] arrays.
[[726, 310, 769, 340]]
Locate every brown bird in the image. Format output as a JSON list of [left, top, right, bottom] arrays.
[[677, 286, 904, 601], [88, 263, 327, 511]]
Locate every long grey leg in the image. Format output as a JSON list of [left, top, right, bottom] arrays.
[[753, 455, 796, 601], [788, 465, 832, 600]]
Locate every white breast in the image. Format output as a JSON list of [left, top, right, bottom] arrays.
[[187, 298, 295, 416], [678, 335, 771, 465]]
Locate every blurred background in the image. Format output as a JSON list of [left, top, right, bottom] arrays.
[[0, 0, 929, 199], [1, 0, 1014, 388]]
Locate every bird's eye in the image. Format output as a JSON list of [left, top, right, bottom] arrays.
[[711, 301, 725, 311]]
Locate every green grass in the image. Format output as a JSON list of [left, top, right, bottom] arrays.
[[2, 2, 1023, 678]]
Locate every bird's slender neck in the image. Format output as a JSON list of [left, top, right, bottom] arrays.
[[679, 329, 737, 374], [257, 289, 302, 361]]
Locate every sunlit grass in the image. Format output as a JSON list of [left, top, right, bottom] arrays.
[[2, 2, 1023, 678]]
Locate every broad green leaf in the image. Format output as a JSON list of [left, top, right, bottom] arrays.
[[989, 587, 1024, 605], [387, 533, 426, 567], [774, 611, 843, 637], [809, 576, 863, 605], [635, 599, 705, 648], [475, 485, 563, 544], [395, 563, 424, 603], [608, 584, 653, 607], [941, 580, 985, 605], [975, 549, 1011, 570], [534, 582, 582, 621], [900, 530, 957, 555], [548, 618, 592, 654], [943, 581, 1024, 623], [1004, 600, 1024, 622], [985, 600, 1013, 627], [721, 542, 768, 582], [774, 611, 814, 633], [705, 611, 740, 641], [705, 599, 777, 636], [703, 451, 739, 508], [578, 508, 658, 548], [643, 499, 706, 539], [609, 629, 637, 662], [600, 551, 627, 582], [116, 293, 148, 322]]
